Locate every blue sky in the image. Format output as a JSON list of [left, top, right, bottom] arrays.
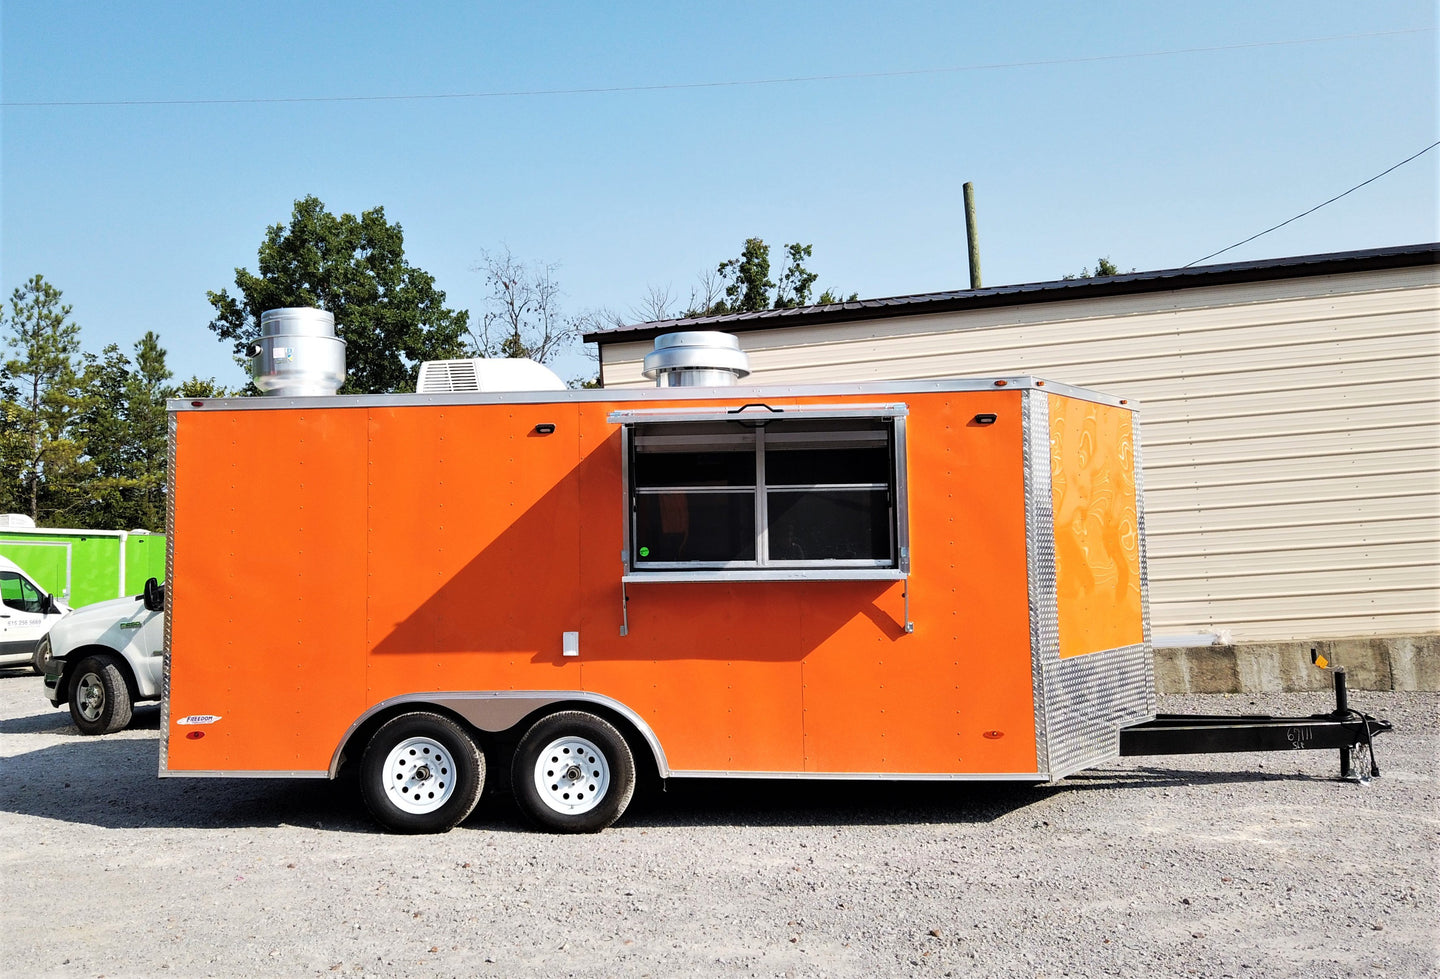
[[3, 2, 1436, 386]]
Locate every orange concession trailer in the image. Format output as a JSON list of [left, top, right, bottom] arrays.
[[162, 376, 1155, 832]]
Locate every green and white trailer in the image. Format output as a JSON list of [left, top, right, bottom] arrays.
[[0, 518, 166, 608]]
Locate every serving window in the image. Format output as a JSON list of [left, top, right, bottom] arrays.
[[617, 405, 909, 580]]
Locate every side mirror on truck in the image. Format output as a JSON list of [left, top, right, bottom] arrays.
[[143, 577, 164, 613]]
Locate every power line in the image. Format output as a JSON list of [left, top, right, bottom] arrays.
[[2, 27, 1432, 109], [1184, 139, 1440, 268]]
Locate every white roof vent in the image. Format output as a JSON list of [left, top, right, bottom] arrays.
[[0, 513, 36, 529], [416, 358, 567, 393]]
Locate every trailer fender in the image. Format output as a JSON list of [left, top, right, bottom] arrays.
[[329, 690, 670, 780]]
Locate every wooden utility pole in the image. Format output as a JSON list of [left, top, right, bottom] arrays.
[[963, 181, 982, 289]]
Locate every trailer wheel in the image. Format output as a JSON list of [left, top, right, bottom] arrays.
[[512, 711, 636, 833], [360, 712, 485, 834], [68, 656, 133, 735]]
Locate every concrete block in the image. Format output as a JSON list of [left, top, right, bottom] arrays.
[[1388, 634, 1440, 691], [1153, 645, 1239, 694], [1151, 634, 1436, 694], [1314, 638, 1393, 691]]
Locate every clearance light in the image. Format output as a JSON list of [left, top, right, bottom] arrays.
[[993, 379, 1008, 387]]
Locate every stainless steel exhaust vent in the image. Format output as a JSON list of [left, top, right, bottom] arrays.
[[642, 331, 751, 387], [249, 308, 347, 397]]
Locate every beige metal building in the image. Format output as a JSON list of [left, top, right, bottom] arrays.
[[587, 244, 1440, 662]]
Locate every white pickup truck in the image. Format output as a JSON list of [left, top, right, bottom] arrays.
[[42, 578, 165, 735]]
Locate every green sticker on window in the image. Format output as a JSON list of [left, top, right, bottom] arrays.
[[639, 546, 650, 557]]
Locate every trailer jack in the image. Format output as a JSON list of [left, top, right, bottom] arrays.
[[1119, 652, 1392, 782]]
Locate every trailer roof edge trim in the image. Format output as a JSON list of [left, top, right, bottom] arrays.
[[167, 376, 1133, 412]]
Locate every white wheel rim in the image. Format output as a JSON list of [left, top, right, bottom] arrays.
[[533, 735, 610, 815], [77, 673, 105, 722], [381, 736, 457, 814]]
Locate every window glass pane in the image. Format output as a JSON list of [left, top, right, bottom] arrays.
[[634, 450, 754, 489], [767, 490, 891, 561], [0, 571, 40, 612], [766, 445, 890, 485], [635, 492, 756, 562]]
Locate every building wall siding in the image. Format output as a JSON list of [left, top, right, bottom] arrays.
[[599, 266, 1440, 642]]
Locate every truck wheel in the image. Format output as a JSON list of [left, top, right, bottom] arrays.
[[511, 711, 636, 833], [68, 656, 133, 735], [360, 712, 485, 834]]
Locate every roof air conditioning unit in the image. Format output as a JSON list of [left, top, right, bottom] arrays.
[[416, 358, 567, 393]]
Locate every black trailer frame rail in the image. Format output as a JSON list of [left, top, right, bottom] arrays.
[[1118, 667, 1393, 781]]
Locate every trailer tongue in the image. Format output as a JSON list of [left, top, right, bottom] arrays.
[[1120, 661, 1392, 781]]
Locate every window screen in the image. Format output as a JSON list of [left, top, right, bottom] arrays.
[[628, 416, 902, 572]]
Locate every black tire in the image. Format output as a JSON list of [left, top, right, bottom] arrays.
[[30, 638, 49, 676], [511, 711, 636, 833], [360, 712, 485, 834], [68, 655, 133, 735]]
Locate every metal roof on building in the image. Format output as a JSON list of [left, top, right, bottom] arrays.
[[583, 241, 1440, 345]]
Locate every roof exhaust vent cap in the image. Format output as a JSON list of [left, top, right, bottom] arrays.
[[642, 331, 751, 387], [250, 307, 346, 397]]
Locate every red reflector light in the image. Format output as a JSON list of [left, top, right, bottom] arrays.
[[983, 730, 1004, 739], [185, 731, 205, 740], [191, 401, 204, 407]]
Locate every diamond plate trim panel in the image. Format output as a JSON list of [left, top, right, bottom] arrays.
[[159, 411, 178, 775], [1040, 642, 1155, 779], [1131, 412, 1157, 718], [1023, 391, 1059, 774]]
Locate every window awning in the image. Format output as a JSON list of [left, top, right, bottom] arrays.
[[607, 402, 908, 426]]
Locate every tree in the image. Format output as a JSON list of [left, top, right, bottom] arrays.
[[71, 344, 133, 527], [120, 331, 172, 529], [670, 238, 856, 319], [175, 376, 229, 399], [470, 248, 586, 364], [0, 275, 87, 522], [1062, 257, 1131, 280], [207, 196, 470, 394], [69, 332, 173, 531]]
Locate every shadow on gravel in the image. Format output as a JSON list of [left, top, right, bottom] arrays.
[[0, 734, 374, 833], [3, 727, 1356, 836], [1063, 766, 1341, 788], [614, 778, 1063, 830], [0, 703, 161, 735]]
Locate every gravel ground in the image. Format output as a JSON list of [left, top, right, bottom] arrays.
[[0, 669, 1435, 979]]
